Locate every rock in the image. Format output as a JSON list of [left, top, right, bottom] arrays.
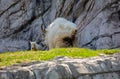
[[0, 70, 13, 79], [0, 53, 120, 79], [77, 0, 120, 49], [0, 0, 120, 52], [77, 75, 92, 79]]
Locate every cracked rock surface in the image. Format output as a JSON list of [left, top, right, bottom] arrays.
[[0, 0, 120, 52], [0, 53, 120, 79]]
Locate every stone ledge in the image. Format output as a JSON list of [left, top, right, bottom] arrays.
[[0, 53, 120, 79]]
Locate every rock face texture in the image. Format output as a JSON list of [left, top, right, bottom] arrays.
[[0, 0, 120, 52], [0, 53, 120, 79]]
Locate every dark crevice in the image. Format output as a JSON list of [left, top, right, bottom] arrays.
[[0, 0, 21, 17], [75, 0, 79, 4], [82, 35, 108, 47], [67, 1, 75, 16], [41, 23, 46, 34], [73, 0, 88, 22], [36, 0, 45, 13], [40, 5, 51, 29], [36, 0, 41, 5], [9, 9, 21, 16], [1, 0, 51, 39], [36, 0, 52, 15], [113, 31, 120, 35], [72, 2, 77, 23], [35, 4, 51, 19], [31, 70, 37, 79], [110, 45, 120, 49], [9, 0, 51, 39], [12, 2, 36, 35], [36, 0, 51, 28], [68, 4, 74, 16], [57, 0, 66, 17], [2, 16, 36, 38], [13, 16, 35, 34], [86, 0, 95, 12], [77, 69, 120, 76], [83, 0, 89, 9], [118, 10, 120, 20]]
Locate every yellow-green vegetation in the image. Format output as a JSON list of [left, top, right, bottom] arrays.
[[0, 48, 120, 67]]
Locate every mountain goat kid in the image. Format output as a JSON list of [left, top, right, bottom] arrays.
[[30, 41, 42, 51], [43, 18, 77, 49]]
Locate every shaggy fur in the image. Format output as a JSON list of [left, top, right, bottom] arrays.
[[44, 18, 77, 49]]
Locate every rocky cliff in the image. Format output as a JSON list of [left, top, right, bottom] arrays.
[[0, 0, 120, 52], [0, 53, 120, 79]]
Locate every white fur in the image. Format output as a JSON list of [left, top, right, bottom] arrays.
[[30, 41, 42, 51], [45, 18, 77, 49]]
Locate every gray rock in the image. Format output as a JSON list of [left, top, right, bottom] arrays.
[[0, 0, 120, 52], [77, 75, 92, 79], [77, 0, 120, 49], [0, 70, 13, 79], [0, 53, 120, 79], [104, 73, 113, 79], [9, 68, 35, 79]]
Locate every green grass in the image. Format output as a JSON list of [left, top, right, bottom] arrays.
[[0, 48, 120, 67]]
